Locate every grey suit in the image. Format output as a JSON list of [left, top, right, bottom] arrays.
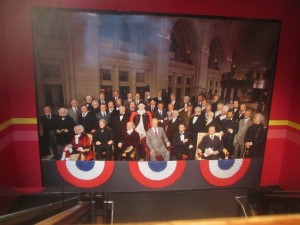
[[146, 127, 170, 161], [233, 118, 253, 158], [96, 110, 110, 122], [68, 107, 80, 124]]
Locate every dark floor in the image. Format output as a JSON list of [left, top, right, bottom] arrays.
[[106, 188, 247, 223]]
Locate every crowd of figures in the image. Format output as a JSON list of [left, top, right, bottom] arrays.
[[40, 90, 267, 161]]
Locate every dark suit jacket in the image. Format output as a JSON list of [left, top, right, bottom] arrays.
[[40, 114, 59, 135], [211, 101, 219, 113], [198, 135, 224, 159], [153, 109, 168, 128], [244, 124, 267, 158], [78, 112, 98, 133], [110, 112, 129, 142], [172, 131, 194, 151], [168, 100, 181, 110], [188, 115, 205, 134], [146, 105, 157, 115], [96, 110, 110, 122], [166, 118, 181, 142], [200, 119, 220, 132], [119, 130, 140, 152], [92, 127, 114, 146], [56, 116, 75, 145]]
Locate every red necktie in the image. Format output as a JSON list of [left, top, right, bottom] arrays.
[[155, 128, 158, 136]]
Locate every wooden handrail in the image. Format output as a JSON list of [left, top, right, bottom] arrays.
[[0, 196, 79, 225], [35, 202, 90, 225], [110, 214, 300, 225]]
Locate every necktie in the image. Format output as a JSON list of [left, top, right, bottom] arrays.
[[210, 136, 214, 141], [155, 128, 158, 136], [47, 115, 50, 119]]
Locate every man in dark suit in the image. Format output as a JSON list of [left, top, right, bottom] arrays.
[[153, 102, 168, 129], [198, 126, 224, 160], [146, 99, 157, 115], [188, 106, 205, 145], [123, 93, 133, 109], [78, 105, 98, 134], [68, 99, 80, 124], [193, 94, 204, 108], [234, 103, 246, 122], [110, 106, 129, 160], [93, 119, 114, 160], [96, 104, 110, 122], [56, 107, 75, 159], [85, 95, 93, 112], [211, 95, 220, 113], [127, 101, 137, 117], [169, 93, 181, 110], [98, 92, 107, 106], [153, 90, 167, 107], [244, 113, 267, 158], [220, 110, 238, 158], [110, 90, 122, 106], [166, 110, 181, 142], [172, 123, 194, 160], [118, 122, 140, 161], [40, 105, 59, 159], [201, 111, 220, 132], [230, 100, 239, 120], [134, 93, 144, 106]]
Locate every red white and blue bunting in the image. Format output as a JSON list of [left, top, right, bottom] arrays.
[[56, 161, 114, 188], [129, 161, 186, 188], [200, 159, 251, 186]]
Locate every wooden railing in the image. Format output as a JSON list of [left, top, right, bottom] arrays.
[[35, 202, 90, 225], [0, 197, 79, 225]]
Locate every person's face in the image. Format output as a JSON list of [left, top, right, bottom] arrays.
[[150, 100, 156, 106], [99, 93, 105, 100], [74, 127, 82, 135], [71, 100, 78, 107], [59, 110, 67, 117], [135, 94, 140, 100], [130, 102, 136, 109], [183, 97, 189, 103], [233, 101, 239, 108], [214, 96, 219, 102], [202, 100, 207, 107], [244, 110, 251, 119], [217, 104, 223, 111], [81, 106, 88, 113], [108, 102, 114, 109], [195, 108, 201, 115], [99, 121, 106, 128], [187, 106, 193, 112], [240, 104, 246, 111], [168, 104, 174, 111], [254, 114, 261, 125], [171, 95, 176, 101], [158, 104, 164, 110], [227, 111, 234, 119], [119, 108, 125, 114], [100, 105, 107, 112], [113, 91, 118, 97], [127, 93, 132, 99], [157, 91, 162, 97], [197, 96, 203, 102], [206, 105, 211, 112], [179, 124, 186, 133], [208, 126, 215, 135], [207, 112, 213, 120], [92, 101, 99, 109], [86, 96, 92, 103], [127, 123, 133, 131], [138, 104, 145, 110], [116, 99, 122, 106], [172, 112, 178, 119], [44, 107, 51, 114], [152, 120, 158, 128]]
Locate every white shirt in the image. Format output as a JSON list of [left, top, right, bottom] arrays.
[[75, 134, 80, 144], [192, 116, 199, 124], [127, 129, 133, 135], [180, 132, 185, 141]]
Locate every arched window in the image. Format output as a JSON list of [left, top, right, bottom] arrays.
[[208, 37, 223, 70]]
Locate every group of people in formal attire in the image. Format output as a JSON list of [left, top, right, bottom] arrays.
[[40, 90, 267, 161]]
